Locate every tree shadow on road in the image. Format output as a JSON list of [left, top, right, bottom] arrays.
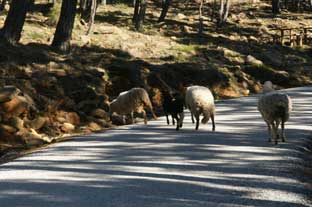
[[0, 88, 311, 207]]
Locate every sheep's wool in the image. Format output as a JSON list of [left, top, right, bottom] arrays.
[[110, 88, 152, 115], [185, 85, 215, 123], [258, 92, 292, 123]]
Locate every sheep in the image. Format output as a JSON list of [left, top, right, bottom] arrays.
[[109, 87, 157, 125], [162, 91, 184, 130], [185, 85, 216, 131], [257, 81, 292, 144]]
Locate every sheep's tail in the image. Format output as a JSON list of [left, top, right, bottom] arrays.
[[143, 94, 157, 120]]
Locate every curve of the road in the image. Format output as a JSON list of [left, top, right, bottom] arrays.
[[0, 86, 311, 207]]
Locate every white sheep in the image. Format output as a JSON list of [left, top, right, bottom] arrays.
[[257, 81, 292, 144], [185, 85, 215, 131], [109, 87, 157, 124]]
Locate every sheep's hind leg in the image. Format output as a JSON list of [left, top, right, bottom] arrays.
[[275, 121, 280, 141], [173, 114, 180, 130], [272, 122, 279, 145], [211, 114, 215, 131], [281, 121, 286, 142], [179, 112, 184, 128], [166, 114, 170, 125], [195, 116, 200, 130], [142, 110, 147, 124], [189, 105, 195, 123], [130, 112, 134, 124], [267, 122, 272, 142]]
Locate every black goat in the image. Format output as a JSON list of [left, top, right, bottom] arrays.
[[162, 91, 184, 130]]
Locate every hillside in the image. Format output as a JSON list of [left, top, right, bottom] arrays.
[[0, 1, 312, 157]]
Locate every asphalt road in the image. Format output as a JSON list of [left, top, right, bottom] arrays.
[[0, 87, 311, 207]]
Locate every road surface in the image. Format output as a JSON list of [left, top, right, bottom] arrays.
[[0, 87, 311, 207]]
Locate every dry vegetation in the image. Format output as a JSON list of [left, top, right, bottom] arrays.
[[0, 1, 311, 157]]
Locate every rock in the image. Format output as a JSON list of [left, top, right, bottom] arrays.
[[170, 36, 177, 40], [0, 85, 21, 103], [60, 122, 75, 133], [241, 36, 248, 42], [26, 116, 48, 130], [177, 13, 186, 20], [245, 55, 263, 66], [47, 61, 60, 70], [0, 124, 17, 133], [182, 25, 192, 34], [49, 69, 67, 77], [248, 36, 259, 42], [0, 129, 25, 145], [230, 57, 245, 64], [275, 70, 289, 78], [56, 116, 66, 123], [111, 114, 125, 125], [229, 35, 239, 41], [238, 12, 247, 20], [1, 96, 29, 120], [19, 129, 51, 147], [91, 108, 109, 120], [9, 117, 24, 131], [65, 112, 80, 126], [94, 118, 112, 128], [258, 26, 269, 35], [87, 122, 102, 131], [219, 47, 240, 57], [95, 25, 120, 34]]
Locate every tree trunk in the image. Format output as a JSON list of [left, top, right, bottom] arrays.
[[86, 0, 97, 35], [133, 0, 146, 31], [51, 0, 77, 53], [198, 0, 204, 35], [80, 0, 92, 22], [211, 0, 217, 22], [272, 0, 280, 14], [132, 0, 140, 22], [218, 0, 230, 26], [158, 0, 171, 22], [0, 0, 30, 44], [136, 0, 146, 31]]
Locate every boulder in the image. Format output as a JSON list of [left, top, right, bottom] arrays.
[[60, 122, 75, 133], [0, 85, 20, 103], [87, 122, 102, 131], [26, 116, 48, 130], [0, 124, 17, 134], [65, 112, 80, 126], [91, 108, 109, 120], [9, 117, 24, 131], [18, 129, 51, 147], [177, 13, 187, 20], [1, 96, 29, 119], [111, 114, 125, 125], [248, 36, 259, 43], [245, 55, 263, 66]]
